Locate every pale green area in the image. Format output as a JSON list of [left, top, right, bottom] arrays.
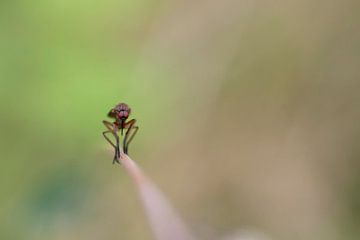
[[0, 1, 359, 240]]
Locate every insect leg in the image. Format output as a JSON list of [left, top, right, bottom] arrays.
[[123, 119, 139, 154], [124, 126, 139, 154], [102, 120, 121, 164], [102, 130, 116, 148]]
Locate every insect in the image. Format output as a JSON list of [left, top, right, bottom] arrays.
[[102, 103, 139, 164]]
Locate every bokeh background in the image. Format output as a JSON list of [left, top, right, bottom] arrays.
[[1, 0, 359, 239]]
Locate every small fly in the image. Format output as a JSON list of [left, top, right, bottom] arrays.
[[102, 103, 139, 164]]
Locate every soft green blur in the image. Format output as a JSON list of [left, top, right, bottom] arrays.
[[1, 1, 359, 240]]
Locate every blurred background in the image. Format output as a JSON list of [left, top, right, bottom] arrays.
[[0, 0, 359, 239]]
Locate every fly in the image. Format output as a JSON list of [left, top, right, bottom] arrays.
[[102, 103, 139, 164]]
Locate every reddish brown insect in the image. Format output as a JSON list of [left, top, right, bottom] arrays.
[[102, 103, 139, 164]]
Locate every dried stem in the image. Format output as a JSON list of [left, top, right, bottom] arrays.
[[118, 152, 196, 240]]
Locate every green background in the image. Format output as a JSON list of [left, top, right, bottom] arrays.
[[1, 0, 359, 239]]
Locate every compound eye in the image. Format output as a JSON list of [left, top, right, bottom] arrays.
[[118, 111, 128, 118]]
